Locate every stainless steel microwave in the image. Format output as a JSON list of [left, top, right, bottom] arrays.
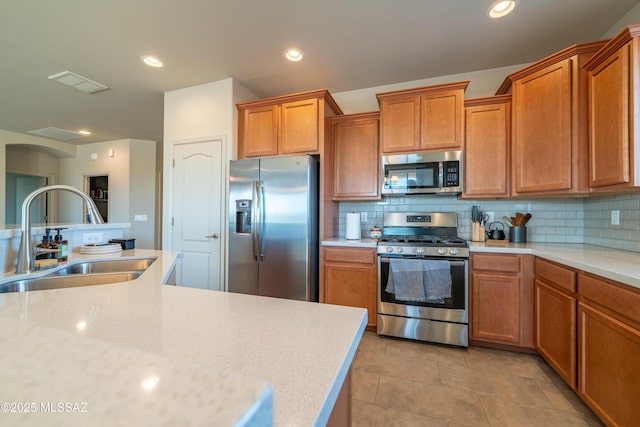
[[381, 150, 463, 196]]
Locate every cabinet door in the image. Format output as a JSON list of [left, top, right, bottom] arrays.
[[534, 279, 576, 388], [333, 116, 380, 200], [578, 302, 640, 426], [325, 263, 376, 328], [379, 96, 420, 153], [420, 90, 464, 150], [589, 43, 630, 188], [240, 105, 279, 158], [471, 273, 521, 344], [513, 58, 572, 193], [464, 101, 510, 197], [280, 98, 319, 154]]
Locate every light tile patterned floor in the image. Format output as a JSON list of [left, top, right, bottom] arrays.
[[351, 331, 603, 426]]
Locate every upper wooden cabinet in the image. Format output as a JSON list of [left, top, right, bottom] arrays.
[[496, 41, 607, 196], [376, 81, 469, 154], [584, 24, 640, 192], [331, 112, 381, 200], [237, 89, 342, 159], [462, 95, 511, 198]]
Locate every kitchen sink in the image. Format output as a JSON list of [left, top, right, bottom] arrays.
[[50, 257, 156, 276], [0, 257, 156, 294], [0, 271, 143, 294]]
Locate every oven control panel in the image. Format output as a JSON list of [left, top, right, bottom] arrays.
[[380, 246, 469, 258]]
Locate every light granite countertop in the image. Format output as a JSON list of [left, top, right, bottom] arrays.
[[322, 238, 640, 290], [0, 249, 367, 426], [321, 237, 379, 248], [468, 242, 640, 289]]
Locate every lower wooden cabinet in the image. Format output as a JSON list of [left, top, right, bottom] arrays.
[[577, 272, 640, 426], [534, 258, 577, 389], [321, 246, 377, 328], [469, 253, 534, 349]]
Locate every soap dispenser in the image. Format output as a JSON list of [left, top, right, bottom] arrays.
[[54, 227, 69, 263], [36, 228, 53, 260]]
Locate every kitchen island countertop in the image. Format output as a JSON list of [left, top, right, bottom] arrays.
[[0, 249, 367, 426]]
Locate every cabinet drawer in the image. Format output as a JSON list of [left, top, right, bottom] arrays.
[[535, 258, 576, 293], [324, 247, 376, 264], [472, 253, 521, 273], [579, 272, 640, 325]]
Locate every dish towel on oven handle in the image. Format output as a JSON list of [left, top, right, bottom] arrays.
[[385, 259, 452, 303], [386, 259, 427, 302], [422, 260, 452, 304]]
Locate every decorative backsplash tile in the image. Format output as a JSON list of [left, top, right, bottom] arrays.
[[339, 192, 640, 253]]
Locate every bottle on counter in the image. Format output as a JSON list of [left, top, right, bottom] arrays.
[[54, 227, 69, 263], [36, 228, 53, 260]]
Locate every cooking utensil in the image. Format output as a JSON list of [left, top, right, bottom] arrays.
[[523, 213, 532, 225], [503, 216, 513, 227]]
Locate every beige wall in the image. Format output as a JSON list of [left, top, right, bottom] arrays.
[[331, 63, 530, 114], [604, 2, 640, 38], [58, 139, 157, 249], [162, 77, 256, 250]]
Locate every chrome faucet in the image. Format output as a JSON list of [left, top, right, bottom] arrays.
[[16, 185, 104, 274]]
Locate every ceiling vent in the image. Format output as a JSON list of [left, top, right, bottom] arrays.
[[27, 127, 87, 141], [48, 70, 109, 94]]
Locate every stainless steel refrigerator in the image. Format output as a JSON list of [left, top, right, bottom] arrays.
[[228, 155, 319, 301]]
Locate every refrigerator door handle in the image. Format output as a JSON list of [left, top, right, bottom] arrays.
[[251, 180, 260, 261], [252, 180, 266, 261], [257, 180, 266, 261]]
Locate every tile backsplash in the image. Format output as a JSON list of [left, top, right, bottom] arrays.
[[338, 192, 640, 253]]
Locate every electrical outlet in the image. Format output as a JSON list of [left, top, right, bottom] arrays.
[[611, 210, 620, 225], [486, 211, 495, 223], [83, 232, 104, 244], [360, 212, 368, 223], [134, 214, 148, 221]]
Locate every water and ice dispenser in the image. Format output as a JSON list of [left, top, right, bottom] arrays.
[[235, 200, 252, 234]]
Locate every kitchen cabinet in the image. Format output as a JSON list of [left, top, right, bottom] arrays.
[[237, 89, 342, 159], [462, 95, 511, 198], [376, 81, 468, 154], [584, 24, 640, 191], [331, 112, 380, 200], [534, 258, 577, 389], [496, 41, 607, 196], [469, 253, 534, 350], [577, 272, 640, 427], [321, 246, 377, 328]]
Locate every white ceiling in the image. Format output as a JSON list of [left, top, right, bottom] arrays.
[[1, 0, 638, 145]]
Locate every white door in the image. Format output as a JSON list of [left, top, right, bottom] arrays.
[[172, 138, 224, 291], [16, 175, 48, 224]]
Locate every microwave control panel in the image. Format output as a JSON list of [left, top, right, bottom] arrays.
[[443, 161, 460, 187]]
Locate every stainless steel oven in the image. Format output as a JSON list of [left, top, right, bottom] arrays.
[[377, 212, 469, 347]]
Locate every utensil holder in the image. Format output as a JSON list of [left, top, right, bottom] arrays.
[[509, 226, 527, 243], [471, 221, 485, 242]]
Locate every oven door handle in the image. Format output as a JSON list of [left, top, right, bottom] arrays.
[[380, 257, 466, 267]]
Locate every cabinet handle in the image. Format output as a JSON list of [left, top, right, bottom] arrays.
[[205, 233, 220, 239]]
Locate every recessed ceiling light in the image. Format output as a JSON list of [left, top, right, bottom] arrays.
[[488, 0, 518, 18], [141, 55, 164, 68], [284, 48, 304, 62], [77, 130, 91, 136]]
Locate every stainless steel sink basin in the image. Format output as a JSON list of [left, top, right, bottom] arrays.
[[0, 257, 156, 294], [0, 271, 142, 294], [50, 257, 156, 276]]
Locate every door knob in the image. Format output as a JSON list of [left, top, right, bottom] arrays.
[[205, 233, 220, 239]]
